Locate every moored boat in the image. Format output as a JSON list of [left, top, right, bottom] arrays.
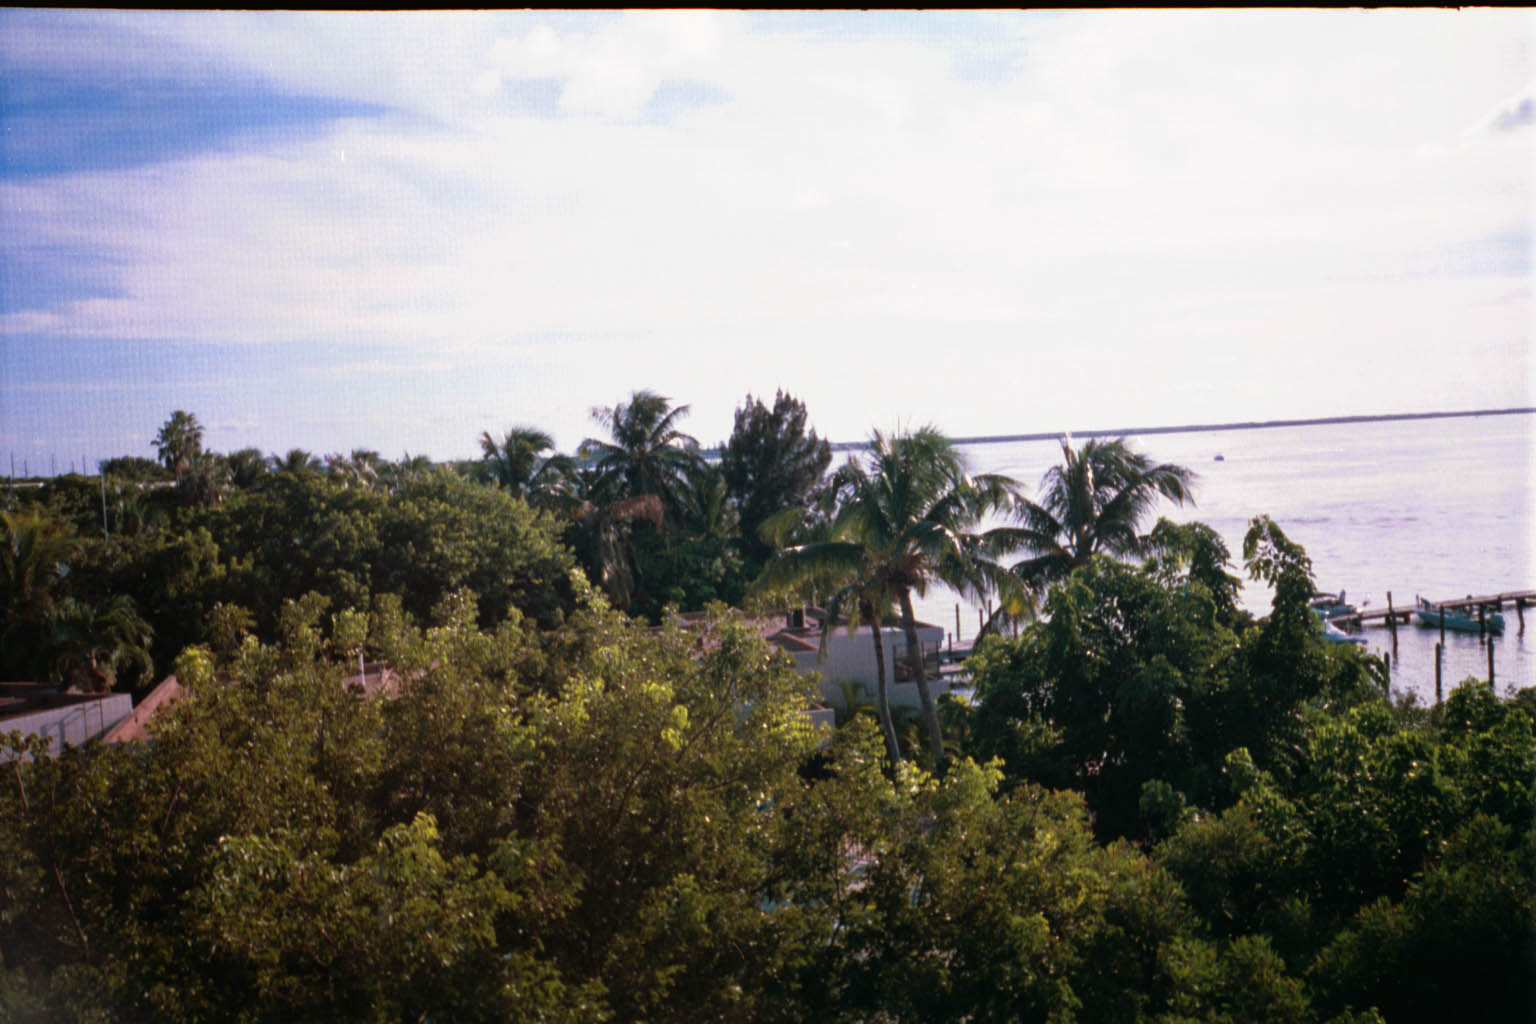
[[1414, 597, 1505, 634], [1313, 607, 1366, 645], [1309, 590, 1355, 620]]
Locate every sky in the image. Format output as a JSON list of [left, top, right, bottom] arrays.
[[2, 9, 1533, 471]]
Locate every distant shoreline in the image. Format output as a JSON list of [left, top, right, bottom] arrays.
[[828, 407, 1536, 452]]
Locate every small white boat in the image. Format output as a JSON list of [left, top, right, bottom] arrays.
[[1314, 608, 1366, 646]]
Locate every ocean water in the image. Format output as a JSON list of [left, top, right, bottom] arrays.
[[914, 413, 1536, 704]]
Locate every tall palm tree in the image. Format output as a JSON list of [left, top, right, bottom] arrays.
[[154, 410, 204, 481], [579, 391, 706, 524], [759, 428, 1019, 762], [477, 427, 574, 506], [1002, 435, 1196, 589]]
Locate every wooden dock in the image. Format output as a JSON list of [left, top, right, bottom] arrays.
[[1332, 590, 1535, 630]]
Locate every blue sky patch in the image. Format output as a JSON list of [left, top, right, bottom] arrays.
[[748, 10, 1036, 83], [0, 241, 124, 315], [495, 77, 565, 120], [0, 70, 387, 178], [640, 79, 731, 125]]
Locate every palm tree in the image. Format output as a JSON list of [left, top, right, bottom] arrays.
[[570, 492, 665, 612], [177, 452, 231, 508], [378, 453, 437, 494], [1002, 435, 1196, 590], [326, 449, 384, 490], [154, 410, 204, 481], [0, 511, 82, 679], [579, 391, 706, 524], [104, 481, 162, 538], [46, 595, 154, 693], [225, 447, 269, 488], [758, 539, 904, 765], [678, 462, 736, 541], [759, 428, 1019, 762], [477, 428, 574, 506], [269, 449, 322, 476]]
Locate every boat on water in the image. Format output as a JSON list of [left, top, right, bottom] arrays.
[[1309, 590, 1356, 620], [1414, 597, 1505, 634], [1313, 607, 1367, 646]]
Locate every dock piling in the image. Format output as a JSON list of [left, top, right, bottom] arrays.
[[1488, 638, 1495, 690], [1386, 591, 1397, 653], [1434, 643, 1443, 705]]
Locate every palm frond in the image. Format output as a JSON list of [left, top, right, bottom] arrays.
[[754, 540, 869, 595]]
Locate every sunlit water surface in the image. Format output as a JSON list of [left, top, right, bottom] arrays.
[[911, 413, 1535, 704]]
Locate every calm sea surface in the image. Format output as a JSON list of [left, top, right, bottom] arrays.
[[914, 413, 1536, 704]]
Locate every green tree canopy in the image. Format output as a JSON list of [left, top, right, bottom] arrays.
[[720, 390, 832, 570], [98, 455, 171, 482], [0, 510, 83, 680]]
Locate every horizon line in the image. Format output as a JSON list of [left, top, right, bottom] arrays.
[[823, 406, 1536, 452]]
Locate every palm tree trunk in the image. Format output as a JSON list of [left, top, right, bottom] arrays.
[[898, 588, 945, 762], [862, 599, 901, 765]]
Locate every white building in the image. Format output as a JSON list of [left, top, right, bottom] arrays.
[[0, 684, 134, 758], [758, 609, 954, 714]]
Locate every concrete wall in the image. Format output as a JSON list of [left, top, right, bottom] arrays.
[[2, 694, 134, 757]]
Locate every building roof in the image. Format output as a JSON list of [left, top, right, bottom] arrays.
[[670, 608, 942, 658], [0, 682, 109, 723]]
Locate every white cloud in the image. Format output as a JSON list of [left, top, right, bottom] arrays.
[[485, 12, 741, 120], [3, 9, 1532, 451]]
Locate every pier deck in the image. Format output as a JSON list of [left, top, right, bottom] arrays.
[[1333, 590, 1535, 629]]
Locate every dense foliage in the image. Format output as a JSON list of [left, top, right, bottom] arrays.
[[2, 407, 1532, 1022]]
